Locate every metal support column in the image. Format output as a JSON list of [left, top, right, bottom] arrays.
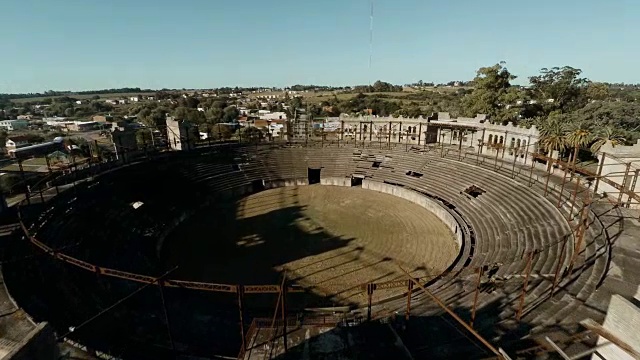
[[367, 283, 373, 321], [557, 161, 569, 208], [158, 279, 176, 355], [552, 235, 569, 295], [593, 153, 605, 195], [626, 169, 639, 208], [281, 278, 288, 352], [570, 177, 582, 218], [568, 203, 589, 275], [405, 280, 413, 321], [618, 163, 631, 206], [471, 266, 484, 327], [528, 153, 536, 188], [516, 251, 535, 321], [511, 145, 519, 179], [237, 286, 245, 353]]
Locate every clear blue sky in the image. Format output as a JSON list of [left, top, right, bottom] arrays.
[[1, 0, 638, 93]]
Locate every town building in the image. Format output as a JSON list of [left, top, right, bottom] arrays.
[[5, 136, 32, 152], [166, 117, 198, 151], [7, 137, 65, 159], [0, 119, 29, 131]]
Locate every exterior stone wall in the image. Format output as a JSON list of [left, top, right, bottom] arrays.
[[596, 140, 640, 209], [320, 113, 540, 165]]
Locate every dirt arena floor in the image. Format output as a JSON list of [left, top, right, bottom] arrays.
[[161, 185, 459, 306]]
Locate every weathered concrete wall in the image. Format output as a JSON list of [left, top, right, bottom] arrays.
[[593, 295, 640, 360], [320, 177, 351, 187], [4, 322, 57, 360], [596, 141, 640, 209], [265, 178, 309, 189], [361, 180, 463, 249]]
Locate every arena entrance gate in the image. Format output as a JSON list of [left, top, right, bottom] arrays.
[[308, 168, 321, 184], [351, 174, 364, 187]]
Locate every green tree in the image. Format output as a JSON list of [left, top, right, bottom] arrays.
[[538, 115, 567, 170], [221, 106, 239, 123], [590, 126, 626, 154], [585, 82, 610, 101], [528, 66, 589, 114], [462, 62, 517, 122], [564, 121, 592, 165]]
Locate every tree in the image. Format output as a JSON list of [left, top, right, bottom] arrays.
[[208, 123, 233, 140], [528, 66, 589, 114], [585, 82, 610, 101], [590, 126, 626, 154], [173, 106, 189, 120], [570, 101, 640, 131], [237, 126, 263, 142], [221, 106, 239, 123], [462, 62, 517, 122], [564, 121, 592, 165], [537, 115, 567, 170]]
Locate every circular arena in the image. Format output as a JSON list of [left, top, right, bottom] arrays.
[[3, 142, 618, 359]]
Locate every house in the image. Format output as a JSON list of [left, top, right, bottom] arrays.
[[166, 117, 198, 151], [67, 121, 98, 132], [75, 100, 83, 105], [260, 111, 287, 121], [129, 96, 140, 102], [17, 115, 33, 120], [8, 137, 65, 159], [0, 120, 29, 131], [5, 136, 32, 151], [105, 99, 118, 105], [92, 115, 113, 123]]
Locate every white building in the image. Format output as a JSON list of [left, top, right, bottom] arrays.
[[166, 117, 198, 151], [260, 112, 287, 121], [0, 119, 29, 131]]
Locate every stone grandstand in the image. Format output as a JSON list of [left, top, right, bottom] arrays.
[[1, 139, 639, 359]]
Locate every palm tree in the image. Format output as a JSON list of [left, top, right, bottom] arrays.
[[590, 126, 626, 154], [564, 121, 592, 168], [538, 116, 567, 171]]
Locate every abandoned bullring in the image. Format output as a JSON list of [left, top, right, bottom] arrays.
[[1, 133, 640, 360]]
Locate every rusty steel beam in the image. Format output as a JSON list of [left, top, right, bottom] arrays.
[[570, 177, 581, 218], [237, 286, 246, 354], [516, 251, 536, 322], [568, 203, 590, 275], [398, 266, 506, 359], [557, 162, 570, 208], [626, 169, 639, 208], [593, 152, 606, 195], [471, 266, 484, 328], [618, 163, 632, 205], [406, 280, 413, 322], [280, 273, 288, 352], [552, 235, 569, 295]]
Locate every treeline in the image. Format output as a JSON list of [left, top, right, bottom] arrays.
[[0, 88, 153, 100], [352, 80, 403, 93]]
